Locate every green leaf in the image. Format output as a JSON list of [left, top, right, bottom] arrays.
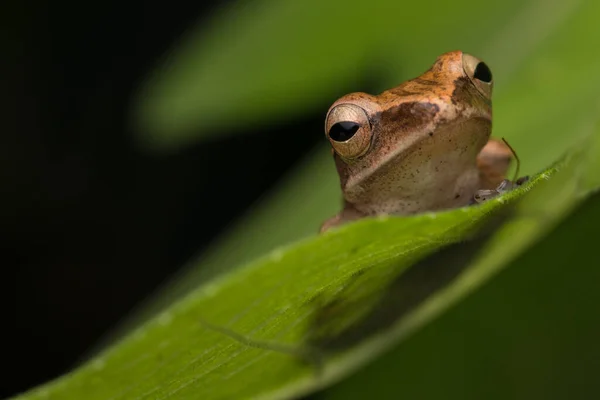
[[12, 135, 599, 400]]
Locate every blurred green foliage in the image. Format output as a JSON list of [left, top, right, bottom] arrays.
[[13, 0, 600, 399], [134, 0, 528, 147]]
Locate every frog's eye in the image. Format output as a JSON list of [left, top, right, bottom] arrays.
[[325, 104, 372, 159], [473, 62, 492, 83], [329, 121, 360, 141], [462, 53, 493, 99]]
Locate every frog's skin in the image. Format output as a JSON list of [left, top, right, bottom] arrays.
[[321, 51, 514, 232]]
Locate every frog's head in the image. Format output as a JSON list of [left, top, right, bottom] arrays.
[[324, 51, 495, 212]]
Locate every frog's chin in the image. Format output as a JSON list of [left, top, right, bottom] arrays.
[[343, 120, 490, 213]]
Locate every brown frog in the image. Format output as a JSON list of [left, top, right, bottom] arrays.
[[321, 50, 518, 232]]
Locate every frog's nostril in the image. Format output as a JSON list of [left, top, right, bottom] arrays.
[[329, 121, 360, 142]]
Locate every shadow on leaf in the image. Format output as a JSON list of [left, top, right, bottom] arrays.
[[306, 206, 516, 354]]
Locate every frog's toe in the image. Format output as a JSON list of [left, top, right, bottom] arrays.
[[516, 176, 530, 186], [472, 189, 499, 204], [320, 215, 342, 233]]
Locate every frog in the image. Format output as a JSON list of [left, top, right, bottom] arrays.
[[321, 50, 521, 232]]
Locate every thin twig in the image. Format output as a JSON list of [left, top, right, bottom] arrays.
[[501, 137, 521, 182]]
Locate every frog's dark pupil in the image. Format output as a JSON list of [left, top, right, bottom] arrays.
[[473, 62, 492, 83], [329, 121, 360, 142]]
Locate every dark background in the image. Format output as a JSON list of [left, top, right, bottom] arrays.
[[1, 1, 324, 397]]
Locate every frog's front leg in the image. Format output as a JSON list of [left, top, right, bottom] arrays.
[[472, 176, 530, 204], [476, 138, 514, 189], [319, 202, 366, 233]]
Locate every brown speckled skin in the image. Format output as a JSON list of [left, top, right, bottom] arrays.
[[321, 51, 511, 232]]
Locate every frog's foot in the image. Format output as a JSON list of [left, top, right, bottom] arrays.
[[515, 175, 530, 186], [472, 188, 501, 204], [320, 202, 368, 233], [320, 214, 344, 233], [472, 175, 530, 204]]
